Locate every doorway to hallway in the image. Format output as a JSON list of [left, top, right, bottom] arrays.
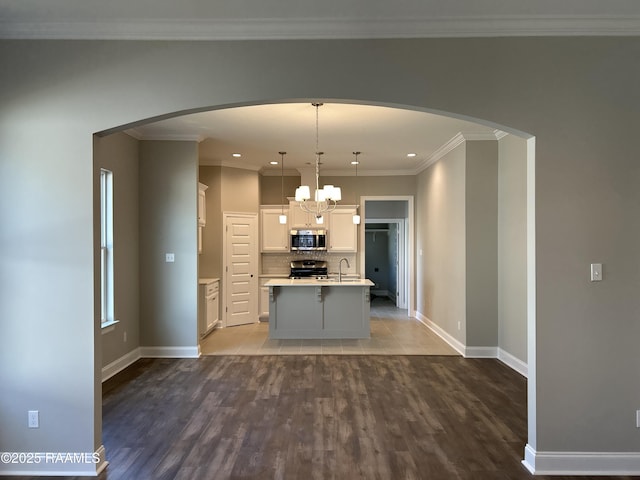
[[361, 197, 413, 315]]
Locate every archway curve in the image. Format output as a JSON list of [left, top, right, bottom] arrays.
[[95, 96, 536, 467], [95, 97, 535, 141]]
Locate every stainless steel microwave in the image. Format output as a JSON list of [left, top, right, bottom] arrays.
[[290, 229, 327, 251]]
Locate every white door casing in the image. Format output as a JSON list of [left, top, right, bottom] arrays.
[[223, 213, 259, 327], [360, 196, 414, 316]]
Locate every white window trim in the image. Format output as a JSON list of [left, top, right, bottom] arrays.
[[100, 169, 115, 327]]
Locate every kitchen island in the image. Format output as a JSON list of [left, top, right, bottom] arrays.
[[264, 278, 374, 339]]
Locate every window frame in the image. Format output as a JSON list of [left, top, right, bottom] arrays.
[[100, 168, 115, 327]]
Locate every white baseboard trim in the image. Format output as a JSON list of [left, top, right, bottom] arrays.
[[464, 346, 498, 358], [139, 346, 200, 358], [415, 311, 465, 356], [95, 444, 108, 476], [498, 348, 528, 377], [102, 346, 199, 381], [414, 311, 528, 378], [102, 348, 141, 382], [523, 444, 640, 476]]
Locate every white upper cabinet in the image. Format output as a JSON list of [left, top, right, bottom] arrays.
[[328, 207, 358, 252], [260, 207, 290, 252], [198, 182, 208, 227], [289, 201, 316, 227], [198, 183, 208, 254], [289, 201, 328, 227]]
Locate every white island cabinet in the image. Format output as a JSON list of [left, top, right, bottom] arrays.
[[265, 278, 373, 339]]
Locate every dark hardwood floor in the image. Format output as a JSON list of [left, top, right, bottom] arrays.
[[9, 356, 636, 479]]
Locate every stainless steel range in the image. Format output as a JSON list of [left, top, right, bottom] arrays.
[[289, 260, 328, 279]]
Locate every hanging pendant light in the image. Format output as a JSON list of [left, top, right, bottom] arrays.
[[352, 151, 361, 225], [278, 151, 287, 224], [295, 103, 341, 221]]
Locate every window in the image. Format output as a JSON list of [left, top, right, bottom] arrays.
[[100, 169, 114, 326]]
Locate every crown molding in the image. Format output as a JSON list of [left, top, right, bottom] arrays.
[[1, 15, 639, 40], [260, 168, 302, 177], [414, 130, 507, 174], [494, 129, 509, 140], [199, 159, 263, 171], [124, 128, 144, 140], [414, 132, 466, 173], [123, 128, 203, 142], [320, 169, 416, 177]]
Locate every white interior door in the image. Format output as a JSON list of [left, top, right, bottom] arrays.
[[224, 213, 258, 327]]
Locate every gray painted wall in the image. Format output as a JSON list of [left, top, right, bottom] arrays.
[[220, 166, 260, 213], [498, 135, 528, 363], [465, 141, 499, 348], [139, 140, 199, 348], [198, 166, 222, 279], [260, 175, 301, 205], [1, 37, 639, 473], [417, 143, 467, 343], [94, 132, 141, 368], [199, 165, 260, 280], [322, 175, 417, 200], [366, 200, 408, 219]]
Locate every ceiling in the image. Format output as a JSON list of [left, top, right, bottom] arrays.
[[1, 0, 638, 39], [126, 102, 501, 175]]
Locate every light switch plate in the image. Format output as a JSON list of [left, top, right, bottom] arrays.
[[590, 263, 602, 282]]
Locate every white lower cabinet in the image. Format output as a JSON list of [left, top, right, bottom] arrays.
[[199, 278, 220, 338]]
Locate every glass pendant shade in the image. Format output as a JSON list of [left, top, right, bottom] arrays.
[[352, 214, 361, 225], [279, 214, 287, 224], [295, 185, 311, 202]]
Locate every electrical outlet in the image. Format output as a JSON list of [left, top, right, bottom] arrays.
[[166, 253, 175, 263], [123, 331, 127, 343], [28, 410, 39, 428], [457, 321, 461, 331], [636, 410, 640, 428]]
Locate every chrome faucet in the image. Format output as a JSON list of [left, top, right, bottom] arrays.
[[339, 258, 350, 283]]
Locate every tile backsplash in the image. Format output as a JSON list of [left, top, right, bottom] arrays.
[[261, 252, 357, 276]]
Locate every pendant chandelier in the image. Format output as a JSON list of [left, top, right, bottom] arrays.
[[295, 103, 341, 224]]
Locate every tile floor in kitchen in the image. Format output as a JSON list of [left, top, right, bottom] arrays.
[[200, 297, 459, 356]]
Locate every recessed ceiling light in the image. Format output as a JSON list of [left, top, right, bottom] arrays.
[[407, 153, 417, 157], [270, 161, 278, 165], [351, 161, 359, 165], [232, 153, 241, 158]]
